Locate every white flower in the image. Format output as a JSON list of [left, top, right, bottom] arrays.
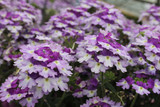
[[83, 89, 97, 97], [77, 51, 92, 63], [55, 76, 69, 91], [115, 61, 127, 72], [145, 51, 159, 62], [7, 25, 22, 33], [87, 59, 106, 73], [155, 60, 160, 70], [36, 77, 58, 93], [86, 45, 102, 52], [18, 73, 36, 89], [36, 65, 57, 78], [153, 79, 160, 94], [97, 55, 119, 67]]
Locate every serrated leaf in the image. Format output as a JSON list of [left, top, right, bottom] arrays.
[[104, 71, 116, 82]]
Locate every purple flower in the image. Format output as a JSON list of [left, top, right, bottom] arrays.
[[18, 72, 36, 89], [152, 79, 160, 94], [80, 96, 123, 107], [0, 76, 28, 102], [1, 41, 74, 106], [147, 78, 154, 89], [139, 5, 160, 25], [147, 64, 156, 75], [20, 97, 38, 107], [36, 77, 58, 93], [132, 81, 150, 95], [73, 89, 84, 98], [87, 59, 107, 73], [83, 89, 97, 97], [116, 76, 134, 89]]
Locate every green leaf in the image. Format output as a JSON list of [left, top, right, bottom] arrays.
[[50, 0, 54, 3], [108, 93, 121, 102], [134, 77, 147, 83], [44, 9, 56, 22], [140, 31, 145, 36], [105, 82, 116, 93], [31, 3, 40, 9], [104, 71, 116, 82]]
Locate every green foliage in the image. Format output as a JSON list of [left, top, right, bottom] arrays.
[[104, 71, 116, 82], [50, 0, 54, 3], [0, 61, 16, 86], [108, 93, 121, 102], [140, 31, 145, 36], [105, 82, 116, 93], [117, 30, 129, 46], [87, 6, 97, 14], [31, 3, 40, 9], [68, 72, 80, 89], [46, 9, 56, 20], [41, 9, 56, 24], [134, 77, 147, 83], [63, 37, 78, 49]]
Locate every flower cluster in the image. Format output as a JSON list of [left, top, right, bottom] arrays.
[[117, 76, 160, 95], [76, 30, 130, 73], [79, 0, 126, 32], [80, 96, 123, 107], [0, 42, 74, 106], [0, 0, 42, 64], [27, 0, 77, 12], [72, 70, 99, 98], [0, 76, 28, 102], [1, 0, 160, 106], [139, 5, 160, 25], [117, 11, 160, 97], [44, 0, 128, 44]]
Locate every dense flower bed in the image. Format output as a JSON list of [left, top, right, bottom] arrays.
[[0, 0, 160, 107]]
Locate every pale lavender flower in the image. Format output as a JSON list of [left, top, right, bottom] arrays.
[[116, 76, 134, 89], [152, 79, 160, 94], [132, 81, 150, 95], [80, 96, 123, 107], [20, 97, 38, 107]]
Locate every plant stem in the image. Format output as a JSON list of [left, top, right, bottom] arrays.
[[43, 98, 51, 107], [130, 93, 138, 107], [41, 0, 48, 25], [56, 92, 66, 107], [116, 93, 125, 106], [72, 42, 75, 49]]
